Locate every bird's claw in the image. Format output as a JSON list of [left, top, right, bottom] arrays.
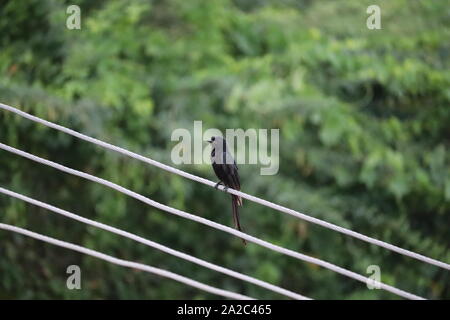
[[214, 181, 228, 192]]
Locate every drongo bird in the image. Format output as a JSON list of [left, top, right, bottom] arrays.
[[208, 136, 246, 245]]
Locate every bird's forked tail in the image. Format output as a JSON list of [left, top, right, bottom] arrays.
[[231, 195, 246, 245]]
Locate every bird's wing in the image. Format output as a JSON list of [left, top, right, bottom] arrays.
[[224, 159, 240, 191], [212, 161, 227, 183]]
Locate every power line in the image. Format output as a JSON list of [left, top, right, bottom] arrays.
[[1, 102, 448, 272], [0, 223, 254, 300], [0, 142, 425, 300], [0, 186, 310, 300]]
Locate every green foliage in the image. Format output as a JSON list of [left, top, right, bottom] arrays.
[[0, 0, 449, 299]]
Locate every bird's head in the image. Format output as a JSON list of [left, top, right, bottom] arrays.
[[207, 136, 226, 149]]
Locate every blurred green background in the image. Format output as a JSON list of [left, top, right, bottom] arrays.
[[0, 0, 449, 299]]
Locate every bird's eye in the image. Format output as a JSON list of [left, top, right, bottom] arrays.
[[211, 137, 215, 141]]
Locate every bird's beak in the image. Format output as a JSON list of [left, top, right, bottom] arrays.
[[207, 140, 212, 143]]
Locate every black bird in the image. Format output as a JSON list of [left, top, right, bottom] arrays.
[[208, 136, 246, 245]]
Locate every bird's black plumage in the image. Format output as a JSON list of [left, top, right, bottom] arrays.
[[209, 136, 246, 245]]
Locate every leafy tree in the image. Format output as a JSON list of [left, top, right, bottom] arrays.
[[0, 0, 448, 299]]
